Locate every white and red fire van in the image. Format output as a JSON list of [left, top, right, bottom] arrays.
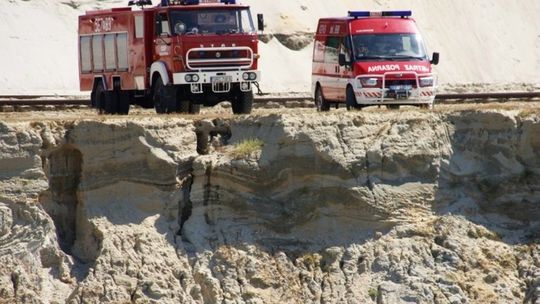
[[312, 11, 439, 111], [78, 0, 263, 115]]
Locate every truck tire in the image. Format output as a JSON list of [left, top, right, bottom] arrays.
[[100, 80, 129, 115], [94, 81, 107, 114], [233, 91, 253, 114], [103, 91, 118, 114], [346, 86, 361, 111], [90, 84, 98, 108], [117, 91, 130, 115], [153, 77, 176, 114], [315, 86, 330, 112]]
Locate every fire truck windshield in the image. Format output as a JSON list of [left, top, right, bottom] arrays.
[[170, 8, 254, 35], [352, 33, 427, 61]]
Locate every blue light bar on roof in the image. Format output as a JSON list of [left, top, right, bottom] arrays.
[[180, 0, 199, 5], [348, 10, 412, 18], [382, 10, 412, 17], [348, 11, 371, 18], [221, 0, 236, 3]]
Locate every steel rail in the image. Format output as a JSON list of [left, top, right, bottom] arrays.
[[0, 92, 539, 108]]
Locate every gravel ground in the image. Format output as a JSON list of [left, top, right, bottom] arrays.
[[1, 100, 540, 123]]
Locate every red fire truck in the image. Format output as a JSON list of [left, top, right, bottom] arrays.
[[312, 11, 439, 111], [78, 0, 263, 115]]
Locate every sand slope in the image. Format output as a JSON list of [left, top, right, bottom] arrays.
[[0, 0, 538, 94]]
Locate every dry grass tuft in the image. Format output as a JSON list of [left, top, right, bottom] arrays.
[[230, 138, 263, 159]]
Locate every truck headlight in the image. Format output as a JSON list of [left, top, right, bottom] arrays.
[[242, 72, 257, 81], [185, 74, 199, 82], [360, 77, 378, 87], [419, 76, 434, 87]]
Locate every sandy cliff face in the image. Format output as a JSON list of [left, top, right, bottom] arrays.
[[0, 110, 539, 303]]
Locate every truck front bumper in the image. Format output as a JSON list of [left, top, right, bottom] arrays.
[[354, 73, 437, 106], [173, 70, 260, 94]]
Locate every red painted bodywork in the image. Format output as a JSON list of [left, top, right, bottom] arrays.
[[78, 4, 259, 92], [313, 16, 434, 102]]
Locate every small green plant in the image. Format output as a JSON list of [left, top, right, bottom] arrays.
[[230, 138, 263, 159], [368, 287, 378, 300]]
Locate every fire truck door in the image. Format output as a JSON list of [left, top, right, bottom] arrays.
[[131, 13, 147, 90], [324, 36, 341, 100], [153, 11, 173, 66], [336, 37, 352, 101]]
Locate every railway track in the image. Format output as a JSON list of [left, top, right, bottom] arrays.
[[0, 92, 539, 110]]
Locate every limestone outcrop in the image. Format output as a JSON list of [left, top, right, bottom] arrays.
[[0, 110, 539, 303]]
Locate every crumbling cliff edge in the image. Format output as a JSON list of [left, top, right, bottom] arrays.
[[1, 110, 539, 303]]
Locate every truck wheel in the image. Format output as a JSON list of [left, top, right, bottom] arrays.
[[117, 91, 130, 115], [94, 82, 107, 114], [315, 87, 330, 112], [346, 86, 361, 111], [90, 84, 98, 108], [104, 92, 117, 114], [386, 105, 400, 110], [153, 77, 176, 114], [233, 91, 253, 114]]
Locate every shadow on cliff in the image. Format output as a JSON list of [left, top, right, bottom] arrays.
[[432, 111, 540, 245]]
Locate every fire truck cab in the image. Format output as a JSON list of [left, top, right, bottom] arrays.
[[312, 11, 439, 111], [78, 0, 262, 115]]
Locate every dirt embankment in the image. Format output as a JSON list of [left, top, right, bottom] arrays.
[[1, 108, 540, 303]]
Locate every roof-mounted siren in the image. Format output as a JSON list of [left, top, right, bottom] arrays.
[[179, 0, 236, 4], [179, 0, 199, 4], [348, 10, 412, 19], [128, 0, 153, 7]]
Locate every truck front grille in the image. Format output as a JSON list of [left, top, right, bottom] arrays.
[[186, 46, 254, 71]]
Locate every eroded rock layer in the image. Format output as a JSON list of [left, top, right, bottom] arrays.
[[0, 111, 539, 303]]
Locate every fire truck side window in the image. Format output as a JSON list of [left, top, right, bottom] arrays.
[[134, 15, 144, 39], [324, 36, 340, 63], [341, 36, 352, 63], [155, 13, 171, 36], [313, 40, 325, 62]]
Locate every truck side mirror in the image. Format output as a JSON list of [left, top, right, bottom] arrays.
[[257, 14, 264, 31], [128, 0, 134, 5], [431, 52, 440, 65], [338, 53, 347, 67]]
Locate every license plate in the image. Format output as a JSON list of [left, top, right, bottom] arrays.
[[395, 91, 409, 99], [211, 76, 232, 83], [389, 85, 412, 91]]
